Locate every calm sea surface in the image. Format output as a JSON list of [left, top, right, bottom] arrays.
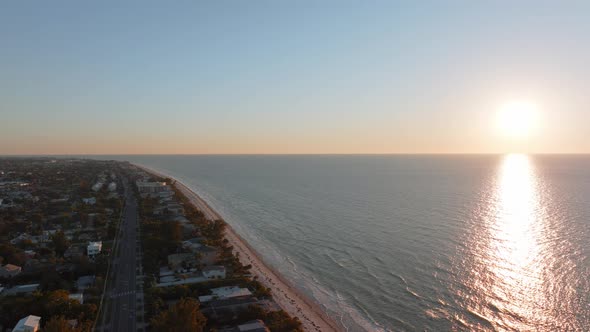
[[99, 155, 590, 331]]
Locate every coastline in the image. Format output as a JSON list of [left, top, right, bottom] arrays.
[[134, 164, 342, 332]]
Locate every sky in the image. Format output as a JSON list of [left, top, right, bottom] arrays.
[[1, 1, 589, 154]]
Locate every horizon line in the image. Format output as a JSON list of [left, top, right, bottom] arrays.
[[1, 152, 590, 157]]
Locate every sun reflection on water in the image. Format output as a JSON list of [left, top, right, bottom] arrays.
[[492, 154, 541, 275], [470, 154, 549, 330]]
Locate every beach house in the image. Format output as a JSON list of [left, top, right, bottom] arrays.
[[228, 320, 270, 332], [11, 315, 41, 332], [198, 286, 252, 303], [87, 241, 102, 257], [0, 264, 22, 278]]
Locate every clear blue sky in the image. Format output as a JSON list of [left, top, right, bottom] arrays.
[[1, 1, 589, 154]]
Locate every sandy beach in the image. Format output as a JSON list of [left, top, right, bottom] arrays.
[[136, 165, 341, 332]]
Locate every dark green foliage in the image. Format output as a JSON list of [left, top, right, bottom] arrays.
[[150, 298, 206, 332]]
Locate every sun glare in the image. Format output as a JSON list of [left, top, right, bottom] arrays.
[[496, 101, 539, 138]]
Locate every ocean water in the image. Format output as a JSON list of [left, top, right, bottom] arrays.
[[100, 155, 590, 331]]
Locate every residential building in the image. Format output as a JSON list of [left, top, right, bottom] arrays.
[[236, 320, 270, 332], [202, 265, 226, 279], [2, 284, 40, 296], [136, 181, 168, 194], [0, 264, 22, 278], [167, 253, 197, 270], [69, 293, 84, 304], [220, 320, 270, 332], [64, 245, 85, 259], [41, 230, 58, 243], [92, 182, 103, 192], [201, 296, 259, 316], [10, 233, 38, 245], [76, 275, 95, 291], [182, 237, 204, 252], [198, 286, 252, 303], [154, 203, 184, 216], [87, 241, 102, 257], [12, 315, 41, 332], [82, 197, 96, 205]]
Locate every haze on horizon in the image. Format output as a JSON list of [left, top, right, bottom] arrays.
[[1, 1, 589, 155]]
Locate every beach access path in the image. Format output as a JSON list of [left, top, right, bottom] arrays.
[[138, 166, 341, 332]]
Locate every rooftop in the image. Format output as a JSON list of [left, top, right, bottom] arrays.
[[12, 315, 41, 331], [238, 320, 270, 332], [2, 264, 21, 271], [199, 286, 252, 303], [202, 265, 225, 272]]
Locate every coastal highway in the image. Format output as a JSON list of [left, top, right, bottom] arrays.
[[101, 178, 142, 332]]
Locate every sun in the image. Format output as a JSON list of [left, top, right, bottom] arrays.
[[496, 101, 539, 138]]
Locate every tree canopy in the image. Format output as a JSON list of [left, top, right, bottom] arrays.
[[150, 297, 206, 332]]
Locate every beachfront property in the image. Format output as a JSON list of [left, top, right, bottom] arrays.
[[198, 286, 252, 303], [154, 202, 184, 216], [11, 315, 41, 332], [136, 180, 169, 196], [220, 320, 271, 332], [182, 237, 204, 252], [201, 296, 260, 318], [87, 241, 102, 257], [0, 264, 22, 278], [156, 265, 226, 287], [202, 265, 226, 279]]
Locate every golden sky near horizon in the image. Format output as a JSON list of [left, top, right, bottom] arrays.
[[1, 2, 589, 154]]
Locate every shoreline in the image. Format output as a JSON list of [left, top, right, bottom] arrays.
[[134, 164, 342, 332]]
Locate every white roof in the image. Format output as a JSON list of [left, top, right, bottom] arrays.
[[12, 315, 41, 331], [198, 286, 251, 302], [239, 320, 267, 331]]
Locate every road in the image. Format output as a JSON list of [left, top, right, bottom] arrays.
[[100, 178, 143, 332]]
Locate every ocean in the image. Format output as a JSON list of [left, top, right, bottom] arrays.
[[99, 154, 590, 331]]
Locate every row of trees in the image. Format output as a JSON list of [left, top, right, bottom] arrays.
[[0, 290, 97, 331]]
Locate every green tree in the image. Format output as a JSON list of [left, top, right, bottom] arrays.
[[265, 310, 303, 332], [52, 230, 70, 257], [44, 315, 93, 332], [150, 298, 206, 332], [44, 316, 76, 332], [0, 243, 25, 266]]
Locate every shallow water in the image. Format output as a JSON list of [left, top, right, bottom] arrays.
[[98, 154, 590, 331]]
